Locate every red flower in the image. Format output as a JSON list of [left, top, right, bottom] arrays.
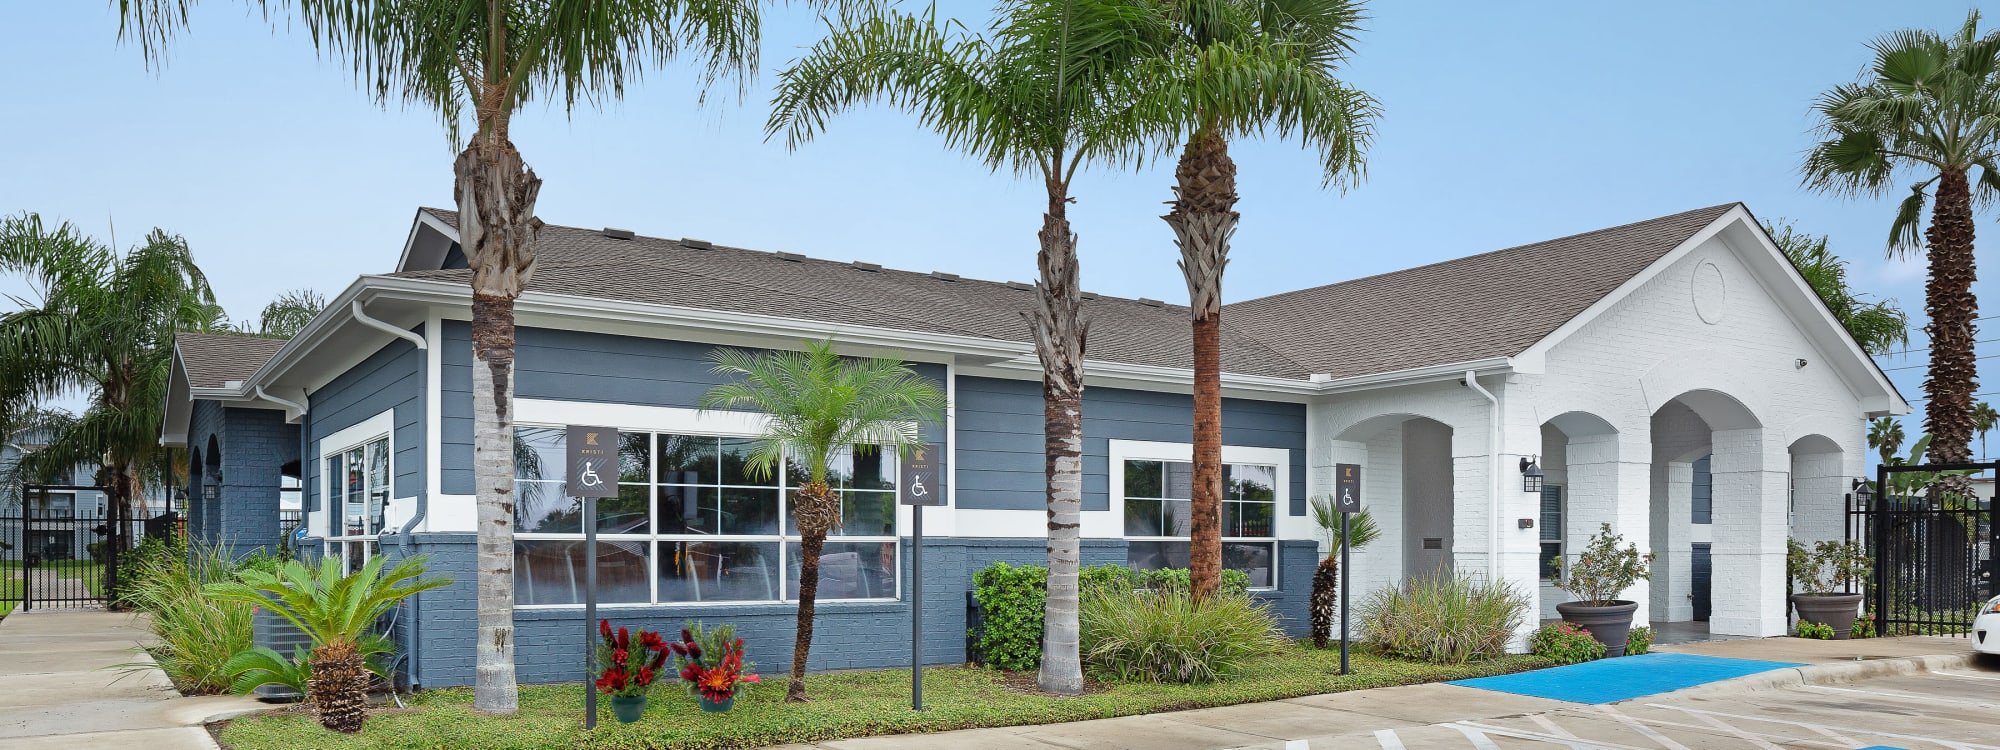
[[637, 666, 653, 686], [681, 628, 695, 644], [613, 648, 628, 666], [669, 641, 687, 656], [743, 674, 760, 683], [600, 619, 613, 640]]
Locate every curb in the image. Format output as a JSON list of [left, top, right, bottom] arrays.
[[1639, 653, 1977, 702]]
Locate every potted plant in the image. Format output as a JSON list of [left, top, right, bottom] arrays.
[[670, 622, 759, 713], [1787, 539, 1869, 640], [1551, 523, 1654, 656], [595, 620, 671, 723]]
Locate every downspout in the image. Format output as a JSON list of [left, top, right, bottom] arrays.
[[352, 299, 434, 690], [253, 385, 306, 415], [1463, 371, 1501, 578], [352, 300, 430, 351]]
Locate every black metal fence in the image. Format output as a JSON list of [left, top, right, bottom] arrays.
[[1849, 461, 1997, 636], [2, 486, 125, 611]]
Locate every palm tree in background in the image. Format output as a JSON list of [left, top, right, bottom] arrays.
[[225, 288, 327, 339], [700, 339, 944, 702], [1869, 417, 1905, 468], [0, 214, 216, 542], [1765, 221, 1910, 355], [1139, 0, 1377, 601], [118, 0, 776, 713], [768, 0, 1164, 694], [1804, 11, 2000, 466], [1971, 401, 1998, 459]]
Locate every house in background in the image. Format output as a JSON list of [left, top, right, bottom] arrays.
[[1, 427, 169, 562], [163, 202, 1904, 690]]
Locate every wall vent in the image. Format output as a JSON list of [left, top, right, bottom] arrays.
[[775, 251, 806, 262], [681, 238, 713, 249], [853, 261, 882, 272], [932, 271, 962, 282], [602, 227, 636, 240]]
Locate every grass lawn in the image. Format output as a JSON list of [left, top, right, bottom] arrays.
[[0, 574, 17, 617], [220, 644, 1550, 750]]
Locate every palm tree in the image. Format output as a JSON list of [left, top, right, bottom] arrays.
[[1869, 417, 1906, 468], [1306, 498, 1376, 648], [225, 288, 327, 338], [1140, 0, 1377, 601], [700, 339, 944, 702], [208, 555, 450, 732], [1804, 11, 2000, 465], [1765, 221, 1910, 355], [1971, 401, 1998, 460], [0, 214, 217, 552], [768, 0, 1163, 694], [117, 0, 772, 713]]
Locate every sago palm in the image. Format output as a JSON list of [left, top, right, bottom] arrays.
[[1869, 417, 1906, 468], [118, 0, 774, 713], [1765, 221, 1910, 355], [768, 0, 1162, 694], [1138, 0, 1377, 600], [1804, 11, 2000, 465], [0, 213, 217, 546], [207, 555, 450, 732], [700, 339, 944, 702], [1306, 498, 1376, 648]]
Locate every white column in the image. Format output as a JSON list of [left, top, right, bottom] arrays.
[[1649, 460, 1695, 622], [1709, 427, 1789, 637], [1789, 449, 1848, 546], [1565, 431, 1653, 623]]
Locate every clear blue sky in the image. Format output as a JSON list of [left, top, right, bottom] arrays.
[[2, 1, 1996, 455]]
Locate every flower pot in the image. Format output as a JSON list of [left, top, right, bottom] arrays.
[[609, 694, 647, 723], [1791, 593, 1862, 640], [1556, 600, 1640, 657], [699, 694, 735, 713]]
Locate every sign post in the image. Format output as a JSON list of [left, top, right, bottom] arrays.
[[899, 445, 943, 711], [567, 426, 618, 730], [1334, 463, 1362, 675]]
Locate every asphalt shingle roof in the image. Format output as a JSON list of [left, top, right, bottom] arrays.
[[412, 204, 1737, 381], [176, 332, 289, 388]]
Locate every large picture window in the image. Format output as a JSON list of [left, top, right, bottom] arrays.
[[511, 426, 899, 606], [1121, 459, 1278, 588], [323, 435, 389, 576]]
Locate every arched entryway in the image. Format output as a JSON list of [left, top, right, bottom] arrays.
[[1327, 414, 1462, 592], [1536, 411, 1647, 620], [1649, 389, 1785, 636]]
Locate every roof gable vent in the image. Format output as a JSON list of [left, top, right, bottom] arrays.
[[775, 251, 806, 262], [852, 261, 882, 272], [602, 227, 636, 240], [1137, 297, 1164, 307], [932, 271, 962, 282], [1005, 281, 1033, 291], [681, 238, 713, 249]]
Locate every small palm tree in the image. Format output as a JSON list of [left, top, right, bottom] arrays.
[[1138, 0, 1378, 600], [224, 288, 327, 338], [1972, 401, 1998, 460], [1765, 221, 1910, 355], [1804, 11, 2000, 465], [207, 556, 450, 733], [768, 0, 1162, 695], [1306, 498, 1378, 649], [1869, 417, 1906, 468], [700, 339, 944, 702]]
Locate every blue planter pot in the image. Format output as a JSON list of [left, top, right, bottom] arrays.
[[609, 694, 647, 723], [699, 694, 734, 713]]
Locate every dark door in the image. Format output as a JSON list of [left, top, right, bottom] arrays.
[[1691, 543, 1712, 622]]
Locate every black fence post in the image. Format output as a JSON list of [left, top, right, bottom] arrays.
[[1873, 463, 1888, 631]]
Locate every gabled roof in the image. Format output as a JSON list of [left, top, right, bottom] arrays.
[[174, 332, 289, 388], [1222, 204, 1739, 379]]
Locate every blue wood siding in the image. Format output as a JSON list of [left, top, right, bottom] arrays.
[[305, 328, 426, 510], [953, 376, 1307, 514]]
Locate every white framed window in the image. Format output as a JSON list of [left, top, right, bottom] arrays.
[[511, 422, 901, 608], [319, 411, 393, 576], [1118, 455, 1282, 590], [1539, 484, 1563, 580]]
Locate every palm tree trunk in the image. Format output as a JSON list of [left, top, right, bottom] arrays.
[[455, 131, 542, 716], [1923, 168, 1979, 466], [1309, 554, 1339, 648], [1031, 175, 1087, 696], [1165, 124, 1240, 604], [310, 640, 368, 733], [789, 480, 840, 702]]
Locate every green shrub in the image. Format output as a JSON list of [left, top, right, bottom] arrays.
[[1079, 587, 1282, 684], [1851, 612, 1876, 639], [1625, 625, 1653, 655], [1122, 567, 1251, 595], [1795, 620, 1834, 640], [1357, 572, 1527, 664], [971, 562, 1047, 671], [120, 536, 254, 693], [222, 635, 395, 696], [116, 533, 188, 608], [1529, 622, 1604, 664]]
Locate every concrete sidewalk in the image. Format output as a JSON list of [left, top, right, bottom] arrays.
[[0, 608, 263, 749]]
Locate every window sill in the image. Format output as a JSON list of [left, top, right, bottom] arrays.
[[513, 598, 905, 620]]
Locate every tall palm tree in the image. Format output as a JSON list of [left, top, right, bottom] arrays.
[[0, 214, 217, 547], [118, 0, 769, 713], [1137, 0, 1377, 601], [1804, 11, 2000, 466], [1971, 401, 1998, 459], [226, 288, 327, 339], [1765, 221, 1910, 355], [209, 555, 450, 732], [1869, 417, 1906, 468], [768, 0, 1162, 695], [700, 339, 944, 702], [1306, 498, 1375, 648]]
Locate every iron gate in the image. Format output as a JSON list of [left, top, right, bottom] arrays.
[[1, 485, 124, 611], [1848, 461, 1997, 636]]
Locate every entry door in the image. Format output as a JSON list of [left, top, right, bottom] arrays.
[[1402, 420, 1455, 579], [1691, 543, 1712, 621]]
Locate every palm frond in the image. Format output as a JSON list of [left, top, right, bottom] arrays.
[[700, 339, 944, 485]]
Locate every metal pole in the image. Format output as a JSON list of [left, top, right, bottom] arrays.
[[911, 504, 925, 711], [1340, 510, 1351, 675], [1873, 464, 1887, 632], [584, 494, 598, 730]]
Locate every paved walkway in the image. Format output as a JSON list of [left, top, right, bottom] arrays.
[[0, 608, 263, 749], [777, 636, 1987, 750]]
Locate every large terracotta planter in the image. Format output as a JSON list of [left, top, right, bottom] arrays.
[[1557, 600, 1640, 657], [1791, 593, 1862, 640]]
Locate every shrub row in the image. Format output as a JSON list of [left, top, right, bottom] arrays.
[[970, 561, 1250, 672]]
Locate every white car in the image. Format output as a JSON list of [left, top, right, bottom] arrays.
[[1978, 596, 2000, 656]]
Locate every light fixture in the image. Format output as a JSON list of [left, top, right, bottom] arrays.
[[203, 476, 220, 501], [1519, 456, 1543, 493], [1852, 478, 1874, 509], [1795, 358, 1809, 369]]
